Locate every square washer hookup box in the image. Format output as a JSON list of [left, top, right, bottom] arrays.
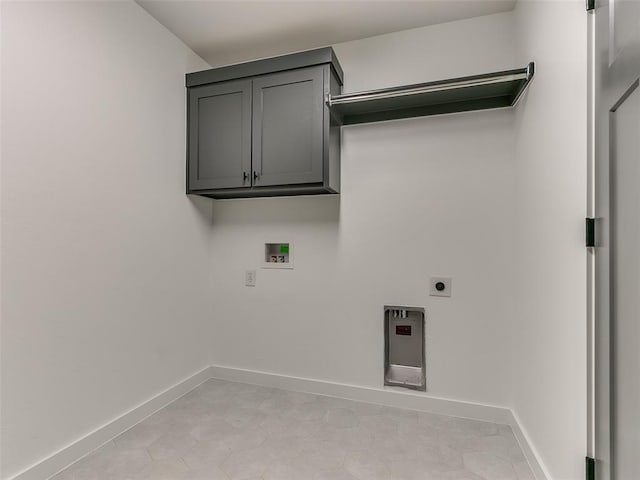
[[384, 305, 426, 392]]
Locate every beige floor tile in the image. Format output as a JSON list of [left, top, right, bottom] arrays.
[[258, 395, 296, 415], [147, 430, 199, 460], [62, 447, 150, 480], [189, 416, 238, 442], [181, 438, 231, 470], [298, 438, 347, 470], [387, 448, 462, 479], [114, 423, 165, 450], [344, 451, 392, 480], [263, 455, 318, 480], [314, 467, 361, 480], [437, 469, 485, 480], [219, 446, 273, 479], [283, 400, 329, 422], [323, 397, 384, 417], [360, 414, 399, 438], [454, 433, 526, 463], [52, 379, 534, 480], [132, 457, 189, 479], [463, 451, 519, 480], [179, 465, 231, 480], [325, 407, 360, 428]]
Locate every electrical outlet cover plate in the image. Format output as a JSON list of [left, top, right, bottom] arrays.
[[245, 270, 256, 287], [429, 277, 451, 297]]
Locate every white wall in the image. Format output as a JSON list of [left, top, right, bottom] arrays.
[[0, 2, 211, 478], [208, 13, 519, 408], [512, 1, 588, 479]]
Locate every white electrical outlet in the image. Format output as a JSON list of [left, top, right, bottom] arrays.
[[430, 277, 451, 297], [245, 270, 256, 287]]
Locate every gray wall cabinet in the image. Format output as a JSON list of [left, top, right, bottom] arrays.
[[186, 48, 343, 199]]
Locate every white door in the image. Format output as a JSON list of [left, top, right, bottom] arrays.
[[592, 1, 640, 479]]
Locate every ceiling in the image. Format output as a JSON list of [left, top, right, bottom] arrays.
[[136, 1, 516, 67]]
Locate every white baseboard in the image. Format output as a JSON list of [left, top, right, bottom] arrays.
[[208, 365, 513, 423], [8, 367, 211, 480], [507, 409, 552, 480], [9, 364, 548, 480]]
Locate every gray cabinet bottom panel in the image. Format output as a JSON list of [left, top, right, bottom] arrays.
[[188, 184, 338, 199]]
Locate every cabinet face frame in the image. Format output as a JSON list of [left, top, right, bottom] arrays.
[[187, 79, 252, 192]]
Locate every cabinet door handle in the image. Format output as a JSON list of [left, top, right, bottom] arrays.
[[253, 171, 260, 183], [243, 171, 249, 184]]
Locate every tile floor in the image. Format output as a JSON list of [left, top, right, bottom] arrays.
[[52, 379, 535, 480]]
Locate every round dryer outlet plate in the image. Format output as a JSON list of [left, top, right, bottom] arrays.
[[429, 277, 451, 297]]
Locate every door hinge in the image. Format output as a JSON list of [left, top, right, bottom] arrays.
[[586, 0, 595, 11], [586, 218, 596, 248], [586, 456, 595, 480]]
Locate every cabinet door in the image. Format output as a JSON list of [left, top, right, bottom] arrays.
[[188, 79, 251, 191], [252, 67, 324, 187]]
